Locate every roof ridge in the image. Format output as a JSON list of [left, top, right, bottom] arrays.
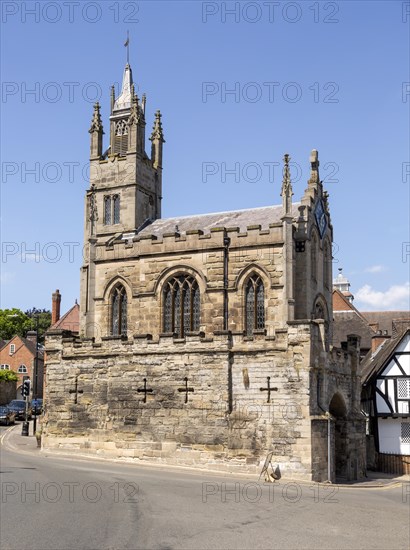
[[158, 202, 301, 222]]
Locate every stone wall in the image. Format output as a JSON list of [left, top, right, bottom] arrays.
[[44, 322, 365, 481]]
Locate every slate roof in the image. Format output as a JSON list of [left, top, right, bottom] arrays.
[[138, 204, 301, 238], [361, 326, 410, 385], [332, 290, 375, 352], [361, 311, 410, 335], [50, 303, 80, 334]]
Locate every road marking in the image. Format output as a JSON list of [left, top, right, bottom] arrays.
[[0, 425, 16, 446]]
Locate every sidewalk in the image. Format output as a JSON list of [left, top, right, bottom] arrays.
[[1, 422, 40, 454], [2, 423, 409, 488]]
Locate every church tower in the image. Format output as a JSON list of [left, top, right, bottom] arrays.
[[81, 60, 165, 334]]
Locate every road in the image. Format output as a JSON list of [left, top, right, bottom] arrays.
[[0, 424, 409, 550]]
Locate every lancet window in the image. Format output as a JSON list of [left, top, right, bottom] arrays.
[[163, 276, 200, 337], [111, 285, 127, 336], [245, 274, 265, 336]]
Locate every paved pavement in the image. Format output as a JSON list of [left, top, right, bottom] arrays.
[[2, 423, 408, 489]]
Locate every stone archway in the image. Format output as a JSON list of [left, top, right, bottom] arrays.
[[329, 393, 348, 479]]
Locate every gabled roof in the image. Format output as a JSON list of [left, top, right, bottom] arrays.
[[361, 326, 410, 385], [0, 334, 44, 359], [332, 290, 375, 351], [50, 303, 80, 333], [138, 204, 301, 238], [333, 289, 357, 312]]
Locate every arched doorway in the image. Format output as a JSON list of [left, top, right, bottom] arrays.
[[329, 393, 348, 479]]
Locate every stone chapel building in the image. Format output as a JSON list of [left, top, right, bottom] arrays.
[[44, 62, 366, 482]]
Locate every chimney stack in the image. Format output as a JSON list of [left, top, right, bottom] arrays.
[[26, 331, 37, 344], [371, 330, 390, 353], [52, 289, 61, 325]]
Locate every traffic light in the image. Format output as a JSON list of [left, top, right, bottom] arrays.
[[22, 379, 31, 398]]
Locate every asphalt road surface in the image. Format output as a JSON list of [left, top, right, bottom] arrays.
[[1, 425, 409, 550]]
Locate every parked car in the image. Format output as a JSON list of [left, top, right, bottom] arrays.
[[0, 406, 16, 425], [31, 399, 43, 415], [7, 400, 32, 420]]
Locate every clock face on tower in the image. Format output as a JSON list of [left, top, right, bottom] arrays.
[[314, 200, 327, 238]]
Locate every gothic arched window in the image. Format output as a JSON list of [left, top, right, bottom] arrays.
[[245, 274, 265, 336], [163, 275, 200, 337], [111, 285, 127, 336], [115, 119, 128, 136]]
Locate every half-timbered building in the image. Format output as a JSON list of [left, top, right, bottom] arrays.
[[362, 326, 410, 458]]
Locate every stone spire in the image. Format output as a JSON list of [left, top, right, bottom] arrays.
[[89, 102, 104, 159], [113, 63, 134, 112], [150, 110, 165, 169], [281, 153, 293, 216]]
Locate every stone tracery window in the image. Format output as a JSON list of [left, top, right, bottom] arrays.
[[163, 275, 200, 337], [111, 284, 127, 336], [245, 274, 265, 336], [115, 119, 128, 136]]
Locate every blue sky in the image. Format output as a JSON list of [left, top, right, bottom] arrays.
[[1, 0, 409, 313]]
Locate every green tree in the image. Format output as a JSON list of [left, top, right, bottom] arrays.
[[0, 308, 52, 343], [25, 308, 52, 343], [0, 309, 31, 340], [0, 370, 18, 382]]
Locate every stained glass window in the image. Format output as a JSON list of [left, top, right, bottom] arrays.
[[163, 276, 200, 337], [245, 274, 265, 336], [111, 285, 127, 336]]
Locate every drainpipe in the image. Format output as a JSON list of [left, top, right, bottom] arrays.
[[223, 231, 230, 331]]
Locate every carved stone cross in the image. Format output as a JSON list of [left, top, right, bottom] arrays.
[[137, 378, 153, 403], [178, 377, 194, 403], [69, 376, 83, 404], [259, 376, 278, 403]]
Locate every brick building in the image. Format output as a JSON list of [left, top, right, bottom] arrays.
[[44, 61, 366, 482], [0, 334, 44, 398]]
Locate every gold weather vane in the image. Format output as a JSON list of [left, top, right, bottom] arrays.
[[124, 31, 130, 64]]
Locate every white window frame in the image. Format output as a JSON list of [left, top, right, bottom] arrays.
[[0, 364, 10, 370], [18, 364, 27, 373], [9, 344, 15, 355]]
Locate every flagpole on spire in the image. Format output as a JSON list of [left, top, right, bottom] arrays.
[[124, 30, 130, 65]]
